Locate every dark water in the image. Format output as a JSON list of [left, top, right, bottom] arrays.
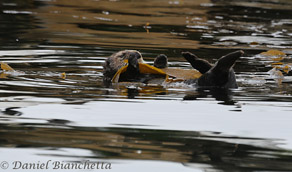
[[1, 0, 292, 171]]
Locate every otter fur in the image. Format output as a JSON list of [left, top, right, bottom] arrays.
[[103, 50, 165, 84], [103, 50, 143, 83], [103, 50, 243, 88], [182, 50, 243, 88], [153, 50, 243, 88]]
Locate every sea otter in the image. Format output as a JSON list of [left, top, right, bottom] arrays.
[[103, 50, 165, 84], [103, 50, 244, 88], [103, 50, 143, 83], [153, 50, 243, 88], [181, 50, 244, 88]]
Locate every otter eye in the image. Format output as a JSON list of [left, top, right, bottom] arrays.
[[118, 52, 127, 59], [128, 52, 136, 59], [119, 52, 127, 59]]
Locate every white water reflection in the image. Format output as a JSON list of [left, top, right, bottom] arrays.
[[0, 98, 290, 149], [0, 148, 202, 172], [219, 36, 292, 46], [0, 50, 65, 56]]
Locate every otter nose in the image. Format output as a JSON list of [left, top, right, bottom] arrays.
[[136, 53, 141, 59], [128, 53, 139, 68]]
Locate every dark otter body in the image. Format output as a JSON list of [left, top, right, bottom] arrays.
[[118, 52, 140, 82], [154, 50, 243, 88], [118, 54, 164, 83], [182, 50, 243, 88], [103, 50, 165, 84], [103, 50, 243, 88]]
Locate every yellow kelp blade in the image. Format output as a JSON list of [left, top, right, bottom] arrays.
[[112, 63, 167, 83], [162, 68, 201, 80], [0, 72, 8, 79], [261, 49, 286, 56], [111, 63, 201, 84], [1, 62, 14, 71], [273, 64, 291, 74], [112, 65, 129, 83], [139, 63, 166, 75], [60, 72, 66, 79], [283, 65, 291, 74]]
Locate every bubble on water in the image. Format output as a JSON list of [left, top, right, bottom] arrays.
[[207, 20, 216, 24], [272, 19, 292, 26], [186, 25, 209, 30], [271, 31, 285, 38], [241, 77, 266, 86], [72, 90, 81, 94], [218, 29, 234, 34], [102, 11, 110, 15], [163, 81, 193, 88], [202, 33, 214, 38], [3, 10, 34, 14], [192, 17, 202, 21], [0, 70, 25, 78], [219, 36, 292, 46], [168, 1, 180, 5], [94, 17, 113, 21], [215, 16, 224, 20], [213, 41, 238, 46], [200, 3, 214, 7], [2, 3, 17, 6]]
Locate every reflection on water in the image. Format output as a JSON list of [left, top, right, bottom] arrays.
[[1, 123, 292, 171], [1, 0, 292, 171]]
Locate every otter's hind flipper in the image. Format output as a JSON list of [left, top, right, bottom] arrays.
[[197, 50, 244, 88], [154, 54, 168, 69], [182, 52, 212, 74], [212, 50, 244, 73]]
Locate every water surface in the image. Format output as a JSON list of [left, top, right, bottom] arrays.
[[1, 0, 292, 171]]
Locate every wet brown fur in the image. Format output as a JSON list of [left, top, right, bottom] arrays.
[[103, 50, 143, 83]]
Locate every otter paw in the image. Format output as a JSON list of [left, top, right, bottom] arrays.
[[154, 54, 168, 68]]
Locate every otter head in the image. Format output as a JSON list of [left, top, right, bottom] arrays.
[[114, 50, 143, 67], [103, 50, 144, 84]]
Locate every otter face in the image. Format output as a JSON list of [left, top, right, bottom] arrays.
[[114, 50, 143, 64], [118, 52, 141, 82], [103, 50, 143, 84]]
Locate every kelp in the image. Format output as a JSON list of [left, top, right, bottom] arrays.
[[112, 62, 201, 84], [1, 62, 14, 71]]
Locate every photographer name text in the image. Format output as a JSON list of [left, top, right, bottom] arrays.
[[1, 160, 112, 170]]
